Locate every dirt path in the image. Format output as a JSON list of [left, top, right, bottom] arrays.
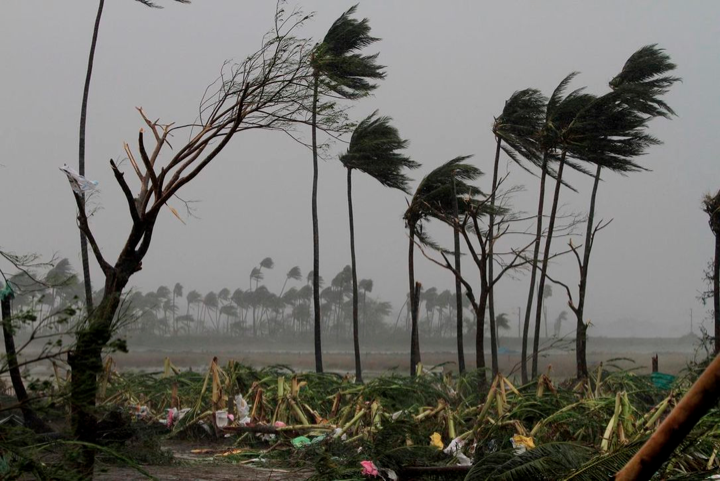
[[94, 465, 308, 481], [94, 442, 312, 480]]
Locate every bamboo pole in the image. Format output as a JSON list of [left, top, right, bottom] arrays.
[[616, 353, 720, 480]]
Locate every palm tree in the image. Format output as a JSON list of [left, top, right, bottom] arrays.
[[489, 88, 546, 378], [567, 44, 679, 371], [231, 288, 246, 333], [553, 310, 568, 338], [525, 73, 596, 380], [280, 266, 302, 298], [541, 47, 677, 379], [185, 289, 201, 317], [250, 257, 274, 291], [359, 278, 373, 337], [495, 312, 510, 348], [542, 285, 553, 338], [309, 5, 385, 373], [404, 157, 481, 376], [77, 0, 189, 317], [340, 112, 417, 383], [172, 283, 183, 335], [202, 291, 218, 332]]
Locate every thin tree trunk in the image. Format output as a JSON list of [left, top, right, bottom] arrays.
[[488, 138, 502, 377], [1, 296, 50, 433], [311, 69, 323, 373], [451, 173, 465, 374], [70, 268, 131, 477], [532, 151, 567, 378], [346, 169, 363, 383], [408, 224, 421, 377], [575, 164, 602, 379], [521, 153, 548, 383], [79, 0, 105, 314], [475, 290, 488, 385]]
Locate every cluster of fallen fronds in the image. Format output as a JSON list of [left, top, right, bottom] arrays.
[[88, 356, 720, 480]]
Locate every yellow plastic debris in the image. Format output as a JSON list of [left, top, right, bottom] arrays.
[[512, 434, 535, 450], [430, 432, 444, 450]]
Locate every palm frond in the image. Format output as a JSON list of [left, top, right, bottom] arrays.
[[405, 156, 484, 228], [316, 5, 385, 99], [340, 111, 418, 193], [609, 44, 681, 119], [563, 441, 644, 481], [466, 443, 594, 481]]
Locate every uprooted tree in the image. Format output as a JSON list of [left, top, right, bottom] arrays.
[[64, 9, 316, 475]]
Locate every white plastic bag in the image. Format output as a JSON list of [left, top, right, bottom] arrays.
[[60, 164, 98, 194], [235, 394, 251, 425]]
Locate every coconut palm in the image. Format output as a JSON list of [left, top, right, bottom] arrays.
[[537, 48, 677, 379], [309, 5, 385, 373], [569, 45, 679, 372], [280, 266, 302, 298], [359, 278, 373, 336], [230, 288, 246, 333], [553, 310, 568, 338], [542, 285, 553, 338], [185, 289, 201, 318], [485, 90, 547, 378], [202, 291, 218, 332], [250, 257, 274, 291], [517, 73, 594, 381], [404, 157, 481, 376], [172, 283, 183, 335], [340, 112, 417, 382], [77, 0, 190, 317]]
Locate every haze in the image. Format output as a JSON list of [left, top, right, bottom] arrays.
[[1, 0, 718, 338]]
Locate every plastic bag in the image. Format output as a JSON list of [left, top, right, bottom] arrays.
[[60, 164, 98, 194]]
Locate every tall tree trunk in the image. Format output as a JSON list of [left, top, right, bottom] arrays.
[[475, 290, 488, 385], [521, 153, 549, 383], [532, 151, 567, 377], [451, 173, 465, 374], [346, 169, 363, 383], [79, 0, 105, 314], [311, 69, 323, 373], [69, 268, 131, 478], [1, 295, 49, 433], [575, 164, 602, 379], [408, 224, 421, 377], [488, 138, 502, 377]]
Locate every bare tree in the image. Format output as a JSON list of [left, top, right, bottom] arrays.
[[64, 9, 315, 475]]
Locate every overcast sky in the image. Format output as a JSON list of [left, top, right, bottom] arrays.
[[1, 1, 718, 338]]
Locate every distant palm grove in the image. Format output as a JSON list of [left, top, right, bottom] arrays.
[[7, 258, 516, 342]]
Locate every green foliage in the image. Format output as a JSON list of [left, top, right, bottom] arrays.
[[467, 443, 594, 481], [314, 4, 386, 100], [405, 156, 484, 245], [341, 111, 419, 193]]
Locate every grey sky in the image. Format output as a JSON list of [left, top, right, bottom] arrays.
[[1, 1, 718, 337]]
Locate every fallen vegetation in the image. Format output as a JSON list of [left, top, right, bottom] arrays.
[[3, 357, 716, 479]]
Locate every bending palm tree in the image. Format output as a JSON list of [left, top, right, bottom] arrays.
[[404, 157, 481, 377], [488, 88, 546, 377], [340, 112, 418, 383], [310, 5, 385, 373], [571, 45, 679, 377], [78, 0, 189, 314]]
